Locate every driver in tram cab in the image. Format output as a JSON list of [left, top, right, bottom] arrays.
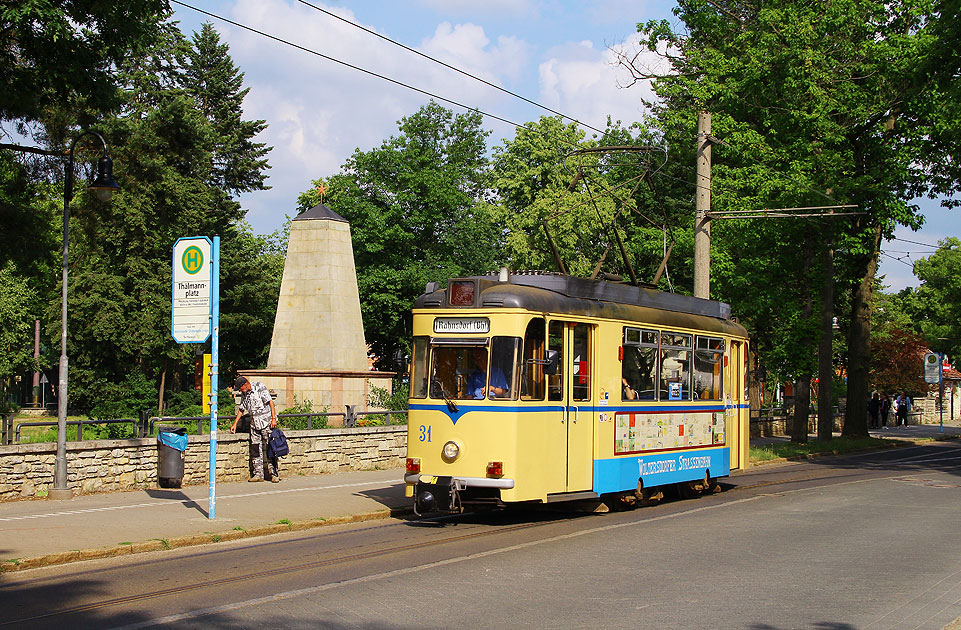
[[468, 348, 508, 399]]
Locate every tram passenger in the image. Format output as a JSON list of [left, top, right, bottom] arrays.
[[467, 348, 508, 399], [622, 378, 637, 400]]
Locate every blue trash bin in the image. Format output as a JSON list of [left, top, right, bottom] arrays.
[[157, 426, 188, 488]]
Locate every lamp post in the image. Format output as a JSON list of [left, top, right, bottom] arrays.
[[49, 130, 121, 501]]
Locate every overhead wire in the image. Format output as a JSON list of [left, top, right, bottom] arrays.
[[171, 0, 528, 130], [293, 0, 607, 135]]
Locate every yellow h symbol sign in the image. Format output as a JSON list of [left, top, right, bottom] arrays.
[[182, 246, 204, 274]]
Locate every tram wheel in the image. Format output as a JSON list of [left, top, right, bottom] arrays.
[[704, 472, 721, 494], [676, 481, 701, 500], [603, 492, 637, 512], [635, 485, 664, 507]]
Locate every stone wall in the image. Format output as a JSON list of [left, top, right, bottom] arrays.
[[0, 425, 407, 501]]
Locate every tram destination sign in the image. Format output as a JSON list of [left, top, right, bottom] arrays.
[[171, 236, 212, 343], [433, 317, 490, 334]]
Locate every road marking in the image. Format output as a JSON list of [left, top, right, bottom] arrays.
[[109, 473, 918, 629], [0, 481, 393, 523]]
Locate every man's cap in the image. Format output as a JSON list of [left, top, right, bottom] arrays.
[[234, 376, 249, 389]]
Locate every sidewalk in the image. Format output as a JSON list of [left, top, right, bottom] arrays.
[[0, 467, 410, 572], [752, 421, 961, 446]]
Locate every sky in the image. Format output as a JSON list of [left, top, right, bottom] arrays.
[[170, 0, 954, 294]]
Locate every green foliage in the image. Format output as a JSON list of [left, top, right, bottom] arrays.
[[750, 437, 894, 463], [0, 1, 170, 124], [299, 102, 502, 370], [903, 237, 961, 361], [0, 262, 39, 384], [41, 21, 276, 411], [630, 0, 961, 434], [279, 398, 313, 415], [368, 381, 409, 412], [278, 398, 327, 430], [88, 372, 157, 420], [182, 22, 271, 196]]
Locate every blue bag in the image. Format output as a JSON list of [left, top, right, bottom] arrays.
[[266, 428, 289, 458]]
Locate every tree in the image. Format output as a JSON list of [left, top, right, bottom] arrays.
[[869, 324, 930, 397], [60, 22, 275, 410], [0, 261, 39, 408], [626, 0, 961, 438], [0, 1, 169, 128], [298, 102, 502, 370], [903, 237, 961, 362], [182, 22, 270, 196]]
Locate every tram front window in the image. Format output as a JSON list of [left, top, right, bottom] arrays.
[[429, 340, 518, 400]]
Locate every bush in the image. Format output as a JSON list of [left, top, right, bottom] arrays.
[[278, 398, 328, 430], [88, 372, 157, 420], [368, 380, 408, 411]]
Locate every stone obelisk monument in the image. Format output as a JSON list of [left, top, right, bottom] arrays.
[[240, 203, 393, 422]]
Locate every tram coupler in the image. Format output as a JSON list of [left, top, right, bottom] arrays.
[[413, 476, 465, 516]]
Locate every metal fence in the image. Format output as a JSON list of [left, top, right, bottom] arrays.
[[3, 408, 409, 444], [14, 418, 139, 443]]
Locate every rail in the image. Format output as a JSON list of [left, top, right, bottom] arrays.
[[6, 407, 410, 444], [14, 418, 137, 443]]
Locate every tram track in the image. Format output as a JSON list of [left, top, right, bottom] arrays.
[[6, 442, 961, 628], [0, 514, 559, 627]]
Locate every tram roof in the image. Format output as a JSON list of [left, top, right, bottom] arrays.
[[414, 272, 748, 337]]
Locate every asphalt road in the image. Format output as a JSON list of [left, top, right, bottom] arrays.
[[3, 442, 961, 630]]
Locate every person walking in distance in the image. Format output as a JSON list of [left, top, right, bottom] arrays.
[[896, 392, 909, 427], [880, 394, 891, 429], [868, 392, 881, 429], [230, 376, 280, 482]]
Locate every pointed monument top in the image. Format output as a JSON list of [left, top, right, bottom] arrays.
[[294, 203, 348, 223]]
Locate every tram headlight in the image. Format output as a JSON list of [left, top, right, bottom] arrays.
[[441, 440, 461, 462]]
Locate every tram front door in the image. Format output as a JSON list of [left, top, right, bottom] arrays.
[[546, 320, 594, 494]]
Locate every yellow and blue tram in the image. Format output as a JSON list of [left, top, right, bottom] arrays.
[[405, 272, 750, 514]]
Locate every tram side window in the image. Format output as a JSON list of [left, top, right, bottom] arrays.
[[490, 337, 520, 400], [622, 327, 658, 401], [659, 333, 692, 401], [572, 324, 591, 402], [547, 321, 565, 401], [522, 319, 545, 400], [410, 336, 428, 399], [694, 336, 724, 400]]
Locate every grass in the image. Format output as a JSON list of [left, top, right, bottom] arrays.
[[750, 436, 897, 463], [276, 518, 291, 526]]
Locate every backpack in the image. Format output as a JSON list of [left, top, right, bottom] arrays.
[[266, 428, 289, 458]]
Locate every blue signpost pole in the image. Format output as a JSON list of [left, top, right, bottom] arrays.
[[209, 236, 220, 519]]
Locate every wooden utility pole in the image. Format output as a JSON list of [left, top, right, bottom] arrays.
[[694, 111, 712, 299]]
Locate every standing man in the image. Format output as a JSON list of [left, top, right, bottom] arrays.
[[230, 376, 280, 483]]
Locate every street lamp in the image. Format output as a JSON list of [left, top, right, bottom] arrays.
[[49, 130, 120, 501]]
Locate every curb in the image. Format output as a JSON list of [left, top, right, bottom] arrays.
[[0, 506, 413, 573]]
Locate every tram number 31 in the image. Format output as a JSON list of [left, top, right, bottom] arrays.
[[419, 425, 431, 442]]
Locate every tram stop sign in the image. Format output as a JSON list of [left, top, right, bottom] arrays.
[[923, 351, 941, 384], [171, 237, 212, 343]]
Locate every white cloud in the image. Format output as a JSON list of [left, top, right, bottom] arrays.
[[415, 0, 538, 19], [421, 22, 529, 83], [537, 34, 668, 132]]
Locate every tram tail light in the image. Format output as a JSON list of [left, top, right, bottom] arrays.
[[487, 461, 504, 477], [406, 457, 421, 474]]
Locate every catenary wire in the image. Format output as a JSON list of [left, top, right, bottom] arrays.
[[294, 0, 607, 135], [171, 0, 528, 130]]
